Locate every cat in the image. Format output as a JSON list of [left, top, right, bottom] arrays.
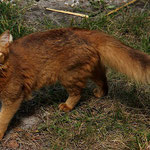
[[0, 28, 149, 139]]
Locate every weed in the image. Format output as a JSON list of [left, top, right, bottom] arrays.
[[0, 1, 31, 39]]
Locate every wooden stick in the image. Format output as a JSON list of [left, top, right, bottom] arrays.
[[107, 0, 137, 16], [46, 8, 89, 18]]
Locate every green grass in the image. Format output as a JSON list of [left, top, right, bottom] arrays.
[[0, 1, 32, 39], [0, 0, 150, 149]]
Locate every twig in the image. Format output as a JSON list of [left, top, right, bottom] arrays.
[[46, 8, 89, 18], [107, 0, 137, 16]]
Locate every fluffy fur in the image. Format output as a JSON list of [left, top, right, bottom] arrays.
[[0, 28, 149, 139]]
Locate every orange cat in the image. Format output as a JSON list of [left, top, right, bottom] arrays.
[[0, 28, 149, 140]]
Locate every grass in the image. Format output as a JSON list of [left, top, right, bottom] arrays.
[[0, 0, 150, 149], [0, 1, 32, 39]]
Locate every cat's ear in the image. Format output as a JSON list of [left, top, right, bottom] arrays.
[[0, 30, 13, 47], [0, 31, 12, 64]]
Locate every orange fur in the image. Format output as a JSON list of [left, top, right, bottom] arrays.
[[0, 28, 149, 139]]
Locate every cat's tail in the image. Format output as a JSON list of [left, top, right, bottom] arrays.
[[95, 32, 150, 84]]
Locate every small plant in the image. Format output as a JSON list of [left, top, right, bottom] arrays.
[[0, 1, 31, 39]]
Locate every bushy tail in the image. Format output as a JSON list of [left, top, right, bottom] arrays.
[[96, 33, 150, 84]]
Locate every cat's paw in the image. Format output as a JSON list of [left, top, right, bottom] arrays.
[[59, 103, 72, 112], [93, 88, 104, 98]]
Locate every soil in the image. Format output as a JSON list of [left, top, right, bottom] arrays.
[[23, 0, 132, 30], [23, 0, 90, 30]]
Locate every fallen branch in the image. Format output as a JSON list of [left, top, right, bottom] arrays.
[[107, 0, 137, 16], [46, 8, 89, 18]]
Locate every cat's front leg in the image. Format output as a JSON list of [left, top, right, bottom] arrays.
[[0, 97, 23, 140]]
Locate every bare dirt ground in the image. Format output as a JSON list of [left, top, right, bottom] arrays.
[[23, 0, 132, 30], [23, 0, 90, 30]]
